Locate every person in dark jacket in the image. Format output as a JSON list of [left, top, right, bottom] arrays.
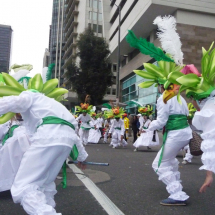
[[132, 115, 139, 143]]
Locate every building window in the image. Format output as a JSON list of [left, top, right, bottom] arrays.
[[93, 12, 97, 21], [93, 0, 97, 9], [107, 88, 111, 95], [112, 89, 116, 95], [98, 13, 102, 21], [89, 11, 92, 20], [93, 24, 97, 32], [113, 64, 117, 71], [99, 1, 102, 10], [89, 0, 92, 7], [98, 25, 102, 33], [88, 23, 91, 29]]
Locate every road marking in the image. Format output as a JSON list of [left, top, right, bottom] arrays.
[[67, 161, 125, 215]]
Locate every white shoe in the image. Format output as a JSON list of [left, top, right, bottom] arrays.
[[182, 160, 188, 164], [112, 146, 117, 149], [134, 148, 138, 152]]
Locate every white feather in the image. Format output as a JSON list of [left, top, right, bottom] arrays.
[[9, 69, 30, 81], [153, 15, 183, 65], [42, 67, 48, 83]]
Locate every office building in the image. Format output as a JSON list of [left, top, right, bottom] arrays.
[[0, 24, 13, 72], [49, 0, 66, 86], [108, 0, 215, 113], [62, 0, 116, 107]]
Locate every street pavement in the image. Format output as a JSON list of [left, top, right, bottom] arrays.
[[0, 132, 215, 215]]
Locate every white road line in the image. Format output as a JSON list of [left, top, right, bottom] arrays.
[[67, 162, 125, 215]]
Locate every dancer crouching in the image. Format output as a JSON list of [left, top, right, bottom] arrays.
[[108, 107, 128, 149]]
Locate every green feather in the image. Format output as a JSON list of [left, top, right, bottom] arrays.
[[46, 63, 55, 81], [126, 30, 174, 63], [102, 103, 112, 109]]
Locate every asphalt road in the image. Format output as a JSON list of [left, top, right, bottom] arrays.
[[0, 132, 215, 215]]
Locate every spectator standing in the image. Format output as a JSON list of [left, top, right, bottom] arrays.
[[132, 115, 138, 142]]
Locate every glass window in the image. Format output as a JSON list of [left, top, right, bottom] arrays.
[[93, 0, 97, 9], [122, 88, 129, 96], [107, 88, 111, 95], [112, 89, 116, 95], [129, 84, 135, 92], [89, 0, 92, 7], [89, 11, 92, 19], [93, 12, 97, 21], [93, 24, 97, 32], [98, 25, 102, 34], [98, 1, 102, 10], [98, 13, 102, 21]]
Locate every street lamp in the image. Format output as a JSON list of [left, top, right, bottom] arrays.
[[110, 1, 121, 106]]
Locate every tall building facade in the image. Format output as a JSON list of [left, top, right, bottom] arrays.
[[107, 0, 215, 114], [62, 0, 116, 107], [50, 0, 66, 86], [0, 24, 13, 72]]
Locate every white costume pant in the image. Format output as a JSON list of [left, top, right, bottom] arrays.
[[104, 129, 110, 143], [110, 130, 127, 147], [79, 129, 89, 145], [11, 145, 70, 215], [152, 139, 189, 201], [0, 132, 30, 192], [183, 145, 193, 163]]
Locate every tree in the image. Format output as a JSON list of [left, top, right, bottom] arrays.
[[65, 28, 113, 105]]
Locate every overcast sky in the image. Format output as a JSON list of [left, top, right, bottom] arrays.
[[0, 0, 53, 76]]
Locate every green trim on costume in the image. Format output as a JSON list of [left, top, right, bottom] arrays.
[[81, 126, 91, 130], [27, 89, 39, 93], [114, 127, 121, 130], [156, 114, 189, 172], [2, 125, 19, 145], [38, 116, 75, 130]]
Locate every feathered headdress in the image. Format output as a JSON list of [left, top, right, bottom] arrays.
[[165, 43, 215, 103], [126, 16, 183, 88], [105, 107, 125, 119], [0, 70, 68, 124], [153, 16, 183, 66], [76, 95, 93, 114], [126, 15, 184, 89], [138, 105, 153, 116]]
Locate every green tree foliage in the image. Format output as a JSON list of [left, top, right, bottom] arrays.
[[66, 28, 113, 105]]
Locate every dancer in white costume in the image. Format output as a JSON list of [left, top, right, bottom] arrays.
[[0, 72, 88, 215], [133, 106, 159, 151], [77, 112, 92, 145], [76, 100, 93, 145], [192, 92, 215, 192], [0, 115, 30, 192], [107, 107, 128, 149], [126, 15, 194, 205], [150, 93, 192, 204], [103, 117, 113, 143], [0, 91, 88, 215], [88, 113, 101, 144]]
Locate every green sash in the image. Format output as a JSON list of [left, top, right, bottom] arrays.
[[114, 127, 121, 130], [156, 114, 189, 172], [38, 116, 79, 188], [2, 125, 19, 146]]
